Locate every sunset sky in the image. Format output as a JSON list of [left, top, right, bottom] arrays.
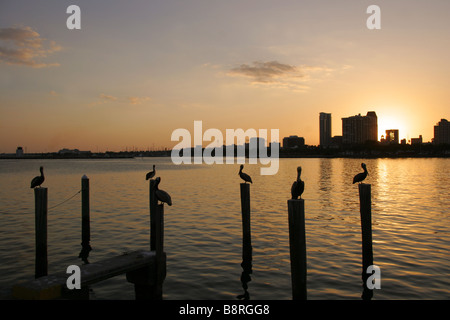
[[1, 0, 449, 153]]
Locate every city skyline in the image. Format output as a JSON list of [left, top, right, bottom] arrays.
[[1, 1, 450, 153], [9, 111, 449, 155]]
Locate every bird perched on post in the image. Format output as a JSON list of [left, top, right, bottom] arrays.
[[155, 177, 172, 206], [291, 166, 305, 199], [30, 166, 45, 188], [353, 163, 369, 184], [239, 165, 252, 184], [146, 165, 156, 180]]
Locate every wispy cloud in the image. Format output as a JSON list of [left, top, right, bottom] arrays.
[[127, 96, 151, 105], [229, 61, 298, 83], [90, 93, 150, 106], [99, 93, 118, 102], [227, 60, 335, 92], [0, 26, 62, 68]]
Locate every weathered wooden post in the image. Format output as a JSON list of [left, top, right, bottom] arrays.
[[359, 183, 374, 300], [149, 179, 158, 250], [79, 175, 92, 263], [240, 183, 252, 262], [239, 183, 252, 300], [34, 188, 48, 279], [287, 199, 307, 300], [153, 203, 165, 299], [149, 177, 165, 299], [127, 182, 165, 300]]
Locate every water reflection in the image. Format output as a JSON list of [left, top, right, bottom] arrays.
[[79, 243, 92, 264], [0, 158, 449, 299], [317, 158, 333, 208], [237, 242, 252, 300]]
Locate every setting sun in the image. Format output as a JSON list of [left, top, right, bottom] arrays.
[[378, 115, 410, 142]]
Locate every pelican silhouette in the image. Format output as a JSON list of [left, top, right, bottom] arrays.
[[30, 166, 45, 188], [353, 163, 369, 184], [239, 165, 252, 184], [155, 177, 172, 206], [146, 165, 156, 180], [291, 166, 305, 199]]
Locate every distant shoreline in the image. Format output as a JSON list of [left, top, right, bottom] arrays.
[[3, 143, 450, 160], [1, 152, 449, 160]]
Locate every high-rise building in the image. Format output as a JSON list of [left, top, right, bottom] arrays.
[[411, 135, 423, 145], [319, 112, 332, 147], [385, 129, 399, 144], [434, 119, 450, 144], [283, 135, 305, 148], [342, 111, 378, 145]]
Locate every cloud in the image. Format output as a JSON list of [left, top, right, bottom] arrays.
[[90, 93, 150, 106], [127, 96, 150, 105], [89, 94, 118, 106], [227, 60, 335, 92], [99, 94, 118, 102], [0, 26, 62, 68], [229, 61, 298, 83]]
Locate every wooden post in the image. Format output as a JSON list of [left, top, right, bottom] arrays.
[[359, 183, 373, 300], [153, 203, 164, 299], [81, 175, 90, 245], [79, 175, 92, 263], [128, 203, 165, 300], [134, 180, 164, 299], [239, 183, 252, 300], [34, 188, 48, 279], [287, 199, 307, 300], [149, 179, 157, 251], [240, 183, 252, 262]]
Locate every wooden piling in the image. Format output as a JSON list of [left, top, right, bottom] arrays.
[[240, 183, 252, 262], [287, 199, 307, 300], [79, 175, 92, 263], [154, 203, 165, 299], [34, 188, 48, 279], [127, 199, 165, 300], [239, 183, 252, 300], [358, 183, 373, 300], [149, 179, 157, 251], [81, 175, 90, 245]]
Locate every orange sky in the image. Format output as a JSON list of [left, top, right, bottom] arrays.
[[1, 0, 449, 153]]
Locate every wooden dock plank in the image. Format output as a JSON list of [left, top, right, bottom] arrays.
[[12, 250, 160, 300]]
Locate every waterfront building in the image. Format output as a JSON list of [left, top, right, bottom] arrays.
[[385, 129, 399, 144], [16, 146, 24, 157], [342, 111, 378, 145], [319, 112, 332, 147], [434, 119, 450, 145], [411, 135, 423, 145], [283, 135, 305, 148]]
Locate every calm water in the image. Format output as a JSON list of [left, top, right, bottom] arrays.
[[0, 157, 449, 300]]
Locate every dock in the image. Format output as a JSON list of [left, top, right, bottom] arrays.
[[10, 175, 166, 300], [12, 250, 166, 300]]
